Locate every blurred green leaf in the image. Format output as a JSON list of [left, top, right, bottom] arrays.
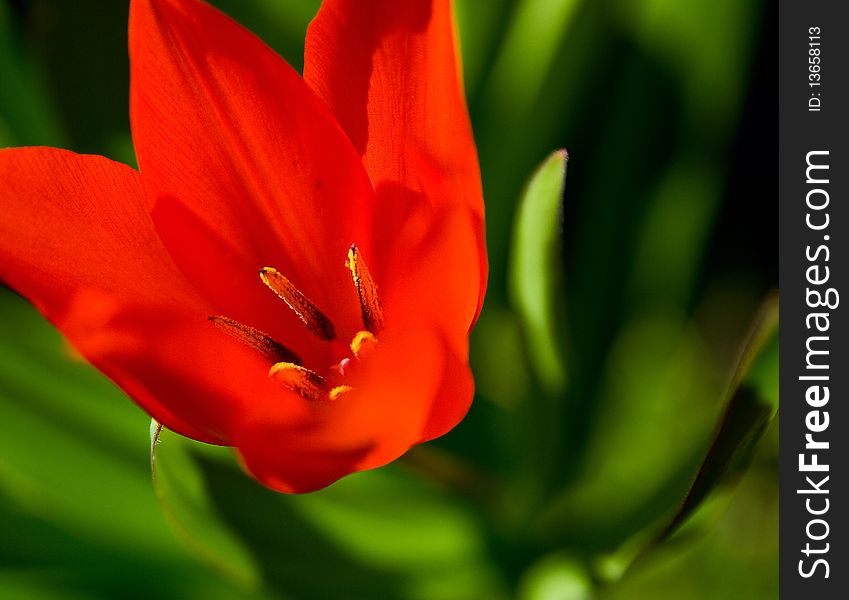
[[482, 0, 582, 118], [0, 291, 178, 555], [0, 1, 66, 146], [471, 306, 532, 409], [11, 0, 130, 155], [745, 321, 779, 410], [626, 160, 719, 310], [658, 294, 778, 540], [533, 314, 723, 550], [600, 435, 777, 600], [517, 553, 592, 600], [592, 295, 778, 592], [453, 0, 512, 101], [0, 571, 91, 600], [151, 425, 261, 591], [209, 0, 321, 72], [660, 388, 770, 537], [610, 0, 760, 134], [152, 432, 506, 600], [509, 150, 569, 395]]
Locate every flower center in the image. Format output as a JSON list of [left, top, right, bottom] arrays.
[[209, 244, 383, 401]]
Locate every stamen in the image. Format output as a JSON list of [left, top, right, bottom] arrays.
[[328, 385, 354, 401], [209, 316, 302, 365], [269, 361, 325, 400], [350, 330, 378, 359], [346, 244, 385, 333], [259, 267, 337, 341]]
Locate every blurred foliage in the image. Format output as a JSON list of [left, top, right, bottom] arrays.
[[0, 0, 775, 598], [509, 150, 569, 396]]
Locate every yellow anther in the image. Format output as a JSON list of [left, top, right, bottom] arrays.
[[268, 361, 325, 400], [260, 267, 337, 341], [328, 385, 354, 401], [346, 244, 384, 334], [350, 330, 378, 359], [209, 315, 301, 364]]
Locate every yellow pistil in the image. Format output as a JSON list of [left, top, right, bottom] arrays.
[[268, 361, 325, 400], [260, 267, 337, 341], [350, 330, 378, 359], [209, 315, 302, 364], [346, 244, 384, 333]]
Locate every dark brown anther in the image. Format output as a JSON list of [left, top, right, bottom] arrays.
[[346, 244, 385, 334], [208, 315, 302, 365], [269, 362, 326, 400], [259, 267, 337, 342]]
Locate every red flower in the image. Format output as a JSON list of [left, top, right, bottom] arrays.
[[0, 0, 486, 492]]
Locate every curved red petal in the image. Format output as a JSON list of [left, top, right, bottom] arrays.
[[304, 0, 487, 325], [381, 206, 484, 350], [0, 147, 230, 443], [418, 335, 474, 443], [0, 148, 198, 311], [304, 0, 481, 214], [130, 0, 377, 349]]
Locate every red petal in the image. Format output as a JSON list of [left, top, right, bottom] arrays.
[[304, 0, 487, 325], [382, 206, 484, 351], [379, 206, 480, 443], [419, 336, 474, 443], [304, 0, 482, 215], [130, 0, 377, 351], [0, 149, 199, 310], [0, 147, 228, 442]]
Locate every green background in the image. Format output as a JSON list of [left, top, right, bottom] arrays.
[[0, 0, 777, 598]]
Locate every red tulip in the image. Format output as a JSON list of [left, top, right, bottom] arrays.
[[0, 0, 486, 492]]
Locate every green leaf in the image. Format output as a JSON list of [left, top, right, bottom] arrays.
[[595, 294, 779, 588], [0, 1, 66, 146], [151, 433, 505, 600], [0, 291, 179, 555], [509, 150, 569, 395], [600, 456, 778, 600], [208, 0, 321, 72], [533, 314, 722, 549], [658, 293, 778, 540], [517, 553, 593, 600], [151, 426, 262, 590], [480, 0, 583, 118]]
